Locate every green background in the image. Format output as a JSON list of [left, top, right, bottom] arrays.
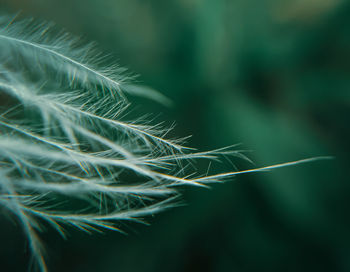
[[0, 0, 349, 271]]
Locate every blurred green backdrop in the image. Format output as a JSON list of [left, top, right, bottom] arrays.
[[0, 0, 349, 271]]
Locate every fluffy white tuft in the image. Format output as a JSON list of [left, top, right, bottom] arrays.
[[0, 14, 328, 272]]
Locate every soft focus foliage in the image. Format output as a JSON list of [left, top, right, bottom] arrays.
[[0, 1, 348, 272]]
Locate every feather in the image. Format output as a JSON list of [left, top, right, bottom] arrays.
[[0, 14, 329, 272]]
